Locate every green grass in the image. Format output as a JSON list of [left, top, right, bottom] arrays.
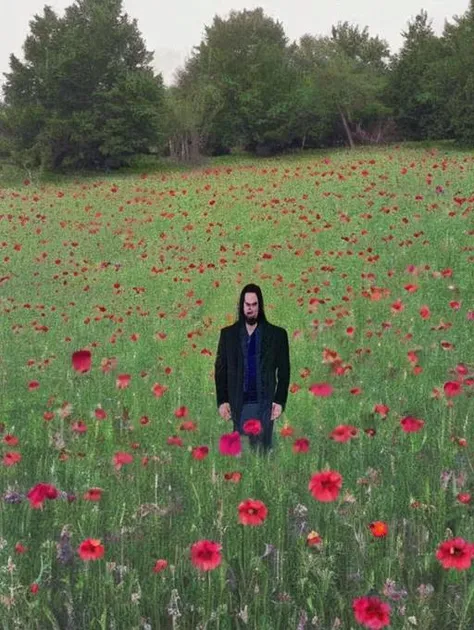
[[0, 143, 473, 629]]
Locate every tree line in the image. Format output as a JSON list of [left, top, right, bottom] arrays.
[[1, 0, 474, 171]]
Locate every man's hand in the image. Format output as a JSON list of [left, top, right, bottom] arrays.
[[218, 402, 231, 421], [271, 403, 282, 421]]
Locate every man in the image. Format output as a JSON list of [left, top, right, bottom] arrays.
[[214, 283, 290, 452]]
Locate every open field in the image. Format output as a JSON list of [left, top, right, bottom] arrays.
[[0, 145, 473, 629]]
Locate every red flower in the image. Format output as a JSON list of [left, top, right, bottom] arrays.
[[309, 383, 333, 397], [419, 305, 431, 320], [167, 435, 184, 447], [224, 471, 242, 483], [116, 374, 131, 389], [27, 483, 58, 509], [309, 470, 342, 502], [238, 499, 268, 526], [369, 521, 389, 538], [457, 493, 471, 504], [3, 434, 19, 446], [436, 538, 474, 570], [293, 438, 310, 453], [113, 452, 133, 470], [152, 383, 168, 397], [153, 559, 168, 573], [3, 451, 21, 466], [83, 488, 102, 501], [191, 446, 209, 460], [444, 381, 462, 397], [400, 416, 424, 433], [329, 424, 358, 442], [30, 583, 39, 594], [190, 540, 222, 571], [219, 431, 241, 456], [15, 543, 28, 554], [72, 350, 92, 373], [280, 425, 294, 437], [179, 420, 197, 431], [78, 538, 105, 561], [306, 531, 322, 546], [373, 404, 389, 418], [352, 595, 391, 629], [243, 419, 262, 435]]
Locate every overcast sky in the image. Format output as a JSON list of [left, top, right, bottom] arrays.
[[0, 0, 469, 87]]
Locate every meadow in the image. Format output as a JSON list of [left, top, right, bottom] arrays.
[[0, 144, 473, 630]]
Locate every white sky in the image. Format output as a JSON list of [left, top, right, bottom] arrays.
[[0, 0, 469, 87]]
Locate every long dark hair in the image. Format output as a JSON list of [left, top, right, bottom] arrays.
[[236, 284, 268, 325]]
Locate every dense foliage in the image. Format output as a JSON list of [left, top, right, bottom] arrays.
[[2, 1, 474, 169], [1, 0, 166, 170]]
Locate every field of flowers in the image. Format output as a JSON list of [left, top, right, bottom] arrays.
[[0, 145, 473, 629]]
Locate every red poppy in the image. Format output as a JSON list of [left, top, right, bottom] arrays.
[[224, 471, 242, 483], [27, 483, 59, 509], [280, 425, 294, 437], [153, 559, 168, 573], [113, 452, 133, 470], [3, 434, 19, 446], [83, 488, 102, 501], [436, 538, 474, 570], [457, 493, 471, 504], [373, 405, 389, 418], [190, 540, 222, 571], [444, 381, 462, 397], [3, 452, 21, 466], [179, 420, 197, 431], [309, 470, 343, 502], [400, 416, 424, 432], [306, 531, 322, 546], [293, 438, 310, 453], [152, 383, 168, 397], [116, 374, 131, 389], [78, 538, 105, 561], [309, 383, 333, 397], [167, 435, 184, 447], [30, 583, 39, 594], [238, 499, 268, 526], [243, 419, 262, 435], [191, 446, 209, 460], [352, 596, 391, 629], [219, 431, 241, 457], [94, 408, 107, 420], [329, 424, 358, 442], [72, 350, 92, 373], [369, 521, 389, 538], [15, 543, 28, 554], [419, 306, 431, 319]]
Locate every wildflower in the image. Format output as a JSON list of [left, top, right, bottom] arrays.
[[238, 499, 268, 526], [190, 540, 222, 571], [78, 538, 105, 561], [436, 538, 474, 570], [352, 596, 391, 629], [309, 471, 342, 502]]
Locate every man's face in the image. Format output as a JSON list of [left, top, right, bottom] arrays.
[[244, 292, 259, 325]]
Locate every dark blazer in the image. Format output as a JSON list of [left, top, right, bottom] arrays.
[[215, 319, 290, 423]]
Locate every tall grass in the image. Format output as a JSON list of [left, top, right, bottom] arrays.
[[0, 145, 473, 629]]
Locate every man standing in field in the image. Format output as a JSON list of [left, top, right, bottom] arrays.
[[215, 283, 290, 452]]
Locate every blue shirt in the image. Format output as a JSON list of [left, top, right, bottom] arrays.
[[240, 322, 262, 403]]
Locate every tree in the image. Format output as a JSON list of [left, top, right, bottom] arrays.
[[176, 8, 299, 154], [387, 11, 447, 140], [436, 1, 474, 145], [292, 27, 392, 149], [2, 0, 166, 170]]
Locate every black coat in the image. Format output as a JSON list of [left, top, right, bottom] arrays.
[[215, 319, 290, 423]]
